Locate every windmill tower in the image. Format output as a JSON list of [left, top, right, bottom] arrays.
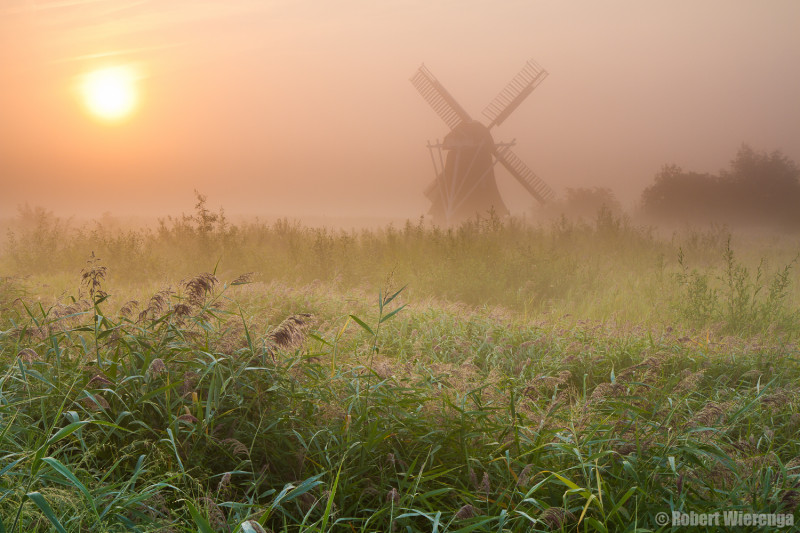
[[410, 59, 555, 225]]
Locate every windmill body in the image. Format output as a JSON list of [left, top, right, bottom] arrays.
[[426, 121, 509, 222], [411, 60, 555, 226]]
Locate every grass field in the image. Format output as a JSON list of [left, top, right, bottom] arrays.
[[1, 205, 800, 531]]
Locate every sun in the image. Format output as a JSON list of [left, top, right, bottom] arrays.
[[81, 66, 139, 121]]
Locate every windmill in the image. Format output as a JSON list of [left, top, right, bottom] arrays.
[[410, 59, 555, 225]]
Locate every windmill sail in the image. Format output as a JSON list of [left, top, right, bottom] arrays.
[[493, 144, 554, 204], [482, 60, 548, 129], [410, 65, 472, 130]]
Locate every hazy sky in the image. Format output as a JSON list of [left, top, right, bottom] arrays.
[[2, 0, 799, 219]]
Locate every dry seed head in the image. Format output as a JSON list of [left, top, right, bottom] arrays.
[[469, 468, 478, 490], [231, 272, 255, 285], [240, 521, 267, 533], [675, 370, 705, 392], [81, 394, 110, 411], [119, 300, 139, 317], [591, 382, 625, 401], [613, 442, 638, 456], [173, 303, 192, 318], [220, 438, 249, 457], [183, 273, 219, 307], [517, 464, 533, 486], [617, 357, 661, 381], [218, 472, 232, 497], [785, 456, 800, 470], [87, 374, 113, 388], [269, 313, 313, 351], [295, 449, 306, 472], [199, 497, 227, 531], [480, 472, 490, 496], [181, 370, 199, 397], [454, 504, 476, 519], [387, 488, 400, 504], [781, 486, 800, 512], [17, 348, 40, 363], [528, 370, 573, 397], [539, 507, 575, 530], [372, 361, 393, 379], [690, 402, 727, 427], [145, 492, 170, 519], [362, 486, 380, 498], [386, 452, 407, 469], [80, 255, 107, 298], [297, 492, 317, 513], [146, 358, 167, 379], [177, 413, 199, 424], [740, 369, 762, 380], [138, 288, 174, 322], [761, 388, 791, 408], [641, 356, 662, 368]]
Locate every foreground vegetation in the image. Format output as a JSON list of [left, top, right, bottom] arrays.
[[1, 205, 799, 531]]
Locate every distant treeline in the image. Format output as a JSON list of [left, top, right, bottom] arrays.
[[641, 144, 800, 228]]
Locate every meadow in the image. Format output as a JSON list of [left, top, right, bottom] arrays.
[[1, 200, 799, 532]]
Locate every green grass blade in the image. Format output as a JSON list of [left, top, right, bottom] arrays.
[[45, 420, 90, 448], [41, 457, 93, 507], [379, 304, 406, 324], [165, 428, 185, 473], [26, 492, 67, 533], [348, 315, 374, 336], [185, 499, 216, 533]]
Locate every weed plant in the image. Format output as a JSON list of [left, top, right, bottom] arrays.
[[675, 238, 799, 334]]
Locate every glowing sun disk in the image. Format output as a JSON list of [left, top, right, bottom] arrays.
[[81, 66, 138, 121]]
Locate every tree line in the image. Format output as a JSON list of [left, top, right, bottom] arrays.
[[641, 144, 800, 228]]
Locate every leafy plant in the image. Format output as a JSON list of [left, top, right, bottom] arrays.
[[675, 238, 798, 333]]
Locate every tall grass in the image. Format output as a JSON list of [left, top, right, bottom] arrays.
[[1, 201, 799, 530], [1, 256, 799, 530], [4, 197, 799, 334]]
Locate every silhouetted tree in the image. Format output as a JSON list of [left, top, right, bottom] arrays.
[[721, 145, 800, 226], [641, 145, 800, 228]]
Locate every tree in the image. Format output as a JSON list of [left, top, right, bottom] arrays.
[[641, 145, 800, 228], [721, 144, 800, 226], [641, 165, 720, 222]]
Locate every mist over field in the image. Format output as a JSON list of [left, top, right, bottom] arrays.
[[3, 2, 800, 532], [2, 1, 800, 220]]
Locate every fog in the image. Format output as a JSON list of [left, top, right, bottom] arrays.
[[2, 0, 799, 221]]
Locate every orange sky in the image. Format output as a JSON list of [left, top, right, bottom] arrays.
[[2, 1, 799, 219]]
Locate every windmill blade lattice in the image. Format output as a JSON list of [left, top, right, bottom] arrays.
[[410, 64, 472, 130], [493, 144, 555, 204], [482, 60, 548, 129]]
